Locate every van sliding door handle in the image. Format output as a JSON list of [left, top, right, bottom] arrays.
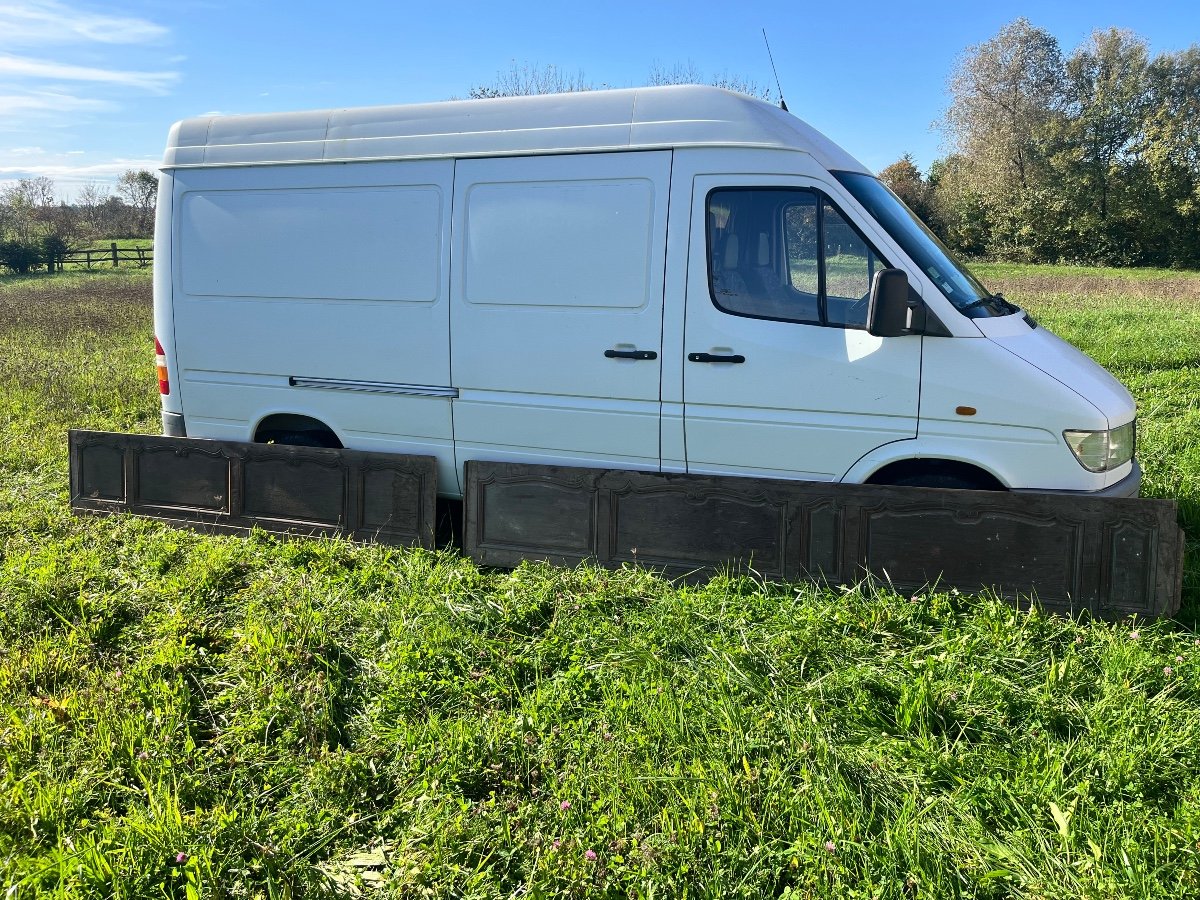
[[688, 352, 746, 364], [604, 349, 658, 360]]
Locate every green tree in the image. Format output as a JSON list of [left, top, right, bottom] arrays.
[[1140, 47, 1200, 266], [1061, 29, 1151, 224], [927, 156, 991, 258], [117, 169, 158, 237], [879, 154, 935, 225]]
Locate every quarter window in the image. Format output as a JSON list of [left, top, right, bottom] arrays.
[[707, 188, 889, 328]]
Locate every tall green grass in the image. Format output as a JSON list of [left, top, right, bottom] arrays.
[[1, 267, 1199, 898]]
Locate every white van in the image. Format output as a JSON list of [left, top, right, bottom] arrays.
[[153, 85, 1139, 498]]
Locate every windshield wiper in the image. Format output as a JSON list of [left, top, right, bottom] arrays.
[[959, 292, 1018, 314]]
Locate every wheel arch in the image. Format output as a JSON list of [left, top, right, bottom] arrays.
[[843, 440, 1012, 489], [865, 458, 1005, 490], [253, 412, 343, 448]]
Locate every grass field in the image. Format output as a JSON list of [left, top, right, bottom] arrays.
[[1, 265, 1199, 898]]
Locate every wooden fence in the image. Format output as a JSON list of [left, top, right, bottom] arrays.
[[57, 243, 153, 270]]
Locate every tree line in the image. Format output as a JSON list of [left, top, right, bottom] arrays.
[[0, 170, 156, 274], [9, 25, 1193, 276], [882, 19, 1200, 268]]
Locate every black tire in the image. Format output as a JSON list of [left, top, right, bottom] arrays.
[[890, 473, 995, 491], [259, 429, 341, 449]]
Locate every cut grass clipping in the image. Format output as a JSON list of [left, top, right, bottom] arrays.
[[1, 265, 1199, 898]]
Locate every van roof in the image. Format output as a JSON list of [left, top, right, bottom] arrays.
[[162, 85, 870, 173]]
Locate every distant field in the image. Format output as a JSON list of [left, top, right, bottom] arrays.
[[1, 266, 1198, 898], [974, 260, 1200, 282]]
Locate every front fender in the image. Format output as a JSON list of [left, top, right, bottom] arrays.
[[842, 429, 1128, 492]]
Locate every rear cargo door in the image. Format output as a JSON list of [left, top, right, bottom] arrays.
[[451, 152, 670, 475]]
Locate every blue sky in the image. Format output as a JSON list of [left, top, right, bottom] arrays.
[[1, 0, 1195, 199]]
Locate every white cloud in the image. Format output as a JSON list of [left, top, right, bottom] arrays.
[[0, 0, 168, 45], [0, 3, 175, 198], [0, 157, 159, 178], [0, 53, 178, 93], [0, 90, 115, 116], [0, 155, 161, 197]]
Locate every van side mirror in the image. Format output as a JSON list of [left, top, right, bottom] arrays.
[[867, 268, 911, 337]]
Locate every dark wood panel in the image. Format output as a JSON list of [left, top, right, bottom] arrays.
[[605, 475, 791, 578], [70, 430, 436, 549], [357, 463, 432, 545], [242, 454, 347, 525], [76, 442, 125, 503], [135, 443, 230, 511], [464, 461, 1184, 620], [468, 465, 599, 567]]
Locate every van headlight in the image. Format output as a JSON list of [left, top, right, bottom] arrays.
[[1063, 420, 1136, 472]]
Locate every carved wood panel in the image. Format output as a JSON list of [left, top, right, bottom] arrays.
[[70, 430, 436, 549], [464, 461, 1184, 620]]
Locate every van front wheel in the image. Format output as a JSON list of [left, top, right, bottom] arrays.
[[867, 460, 1004, 492], [890, 472, 993, 490], [258, 429, 342, 449]]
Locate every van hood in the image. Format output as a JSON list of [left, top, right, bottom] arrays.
[[979, 320, 1136, 429]]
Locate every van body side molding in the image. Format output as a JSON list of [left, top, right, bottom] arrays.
[[288, 376, 459, 398]]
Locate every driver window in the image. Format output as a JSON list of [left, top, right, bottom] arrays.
[[707, 187, 887, 329], [824, 200, 881, 327]]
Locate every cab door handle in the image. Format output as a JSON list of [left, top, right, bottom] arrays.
[[605, 349, 657, 360], [688, 352, 745, 364]]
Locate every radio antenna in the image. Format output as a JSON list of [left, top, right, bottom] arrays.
[[762, 28, 789, 112]]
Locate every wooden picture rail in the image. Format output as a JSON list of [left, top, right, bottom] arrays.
[[464, 461, 1185, 620], [69, 430, 436, 549]]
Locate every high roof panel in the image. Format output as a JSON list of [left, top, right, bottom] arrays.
[[162, 85, 869, 173]]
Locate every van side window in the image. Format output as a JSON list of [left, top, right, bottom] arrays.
[[707, 188, 889, 329]]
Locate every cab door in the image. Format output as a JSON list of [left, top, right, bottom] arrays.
[[683, 176, 921, 481]]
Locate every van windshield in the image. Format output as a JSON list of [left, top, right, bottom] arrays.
[[833, 171, 1015, 318]]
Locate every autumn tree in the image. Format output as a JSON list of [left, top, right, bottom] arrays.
[[647, 61, 775, 101], [467, 60, 777, 102], [943, 18, 1064, 196], [468, 62, 593, 99]]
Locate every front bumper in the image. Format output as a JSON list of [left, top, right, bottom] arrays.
[[1013, 459, 1142, 500]]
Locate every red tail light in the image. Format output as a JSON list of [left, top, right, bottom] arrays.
[[154, 336, 170, 395]]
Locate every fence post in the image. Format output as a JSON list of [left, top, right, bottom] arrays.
[[111, 242, 118, 268]]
